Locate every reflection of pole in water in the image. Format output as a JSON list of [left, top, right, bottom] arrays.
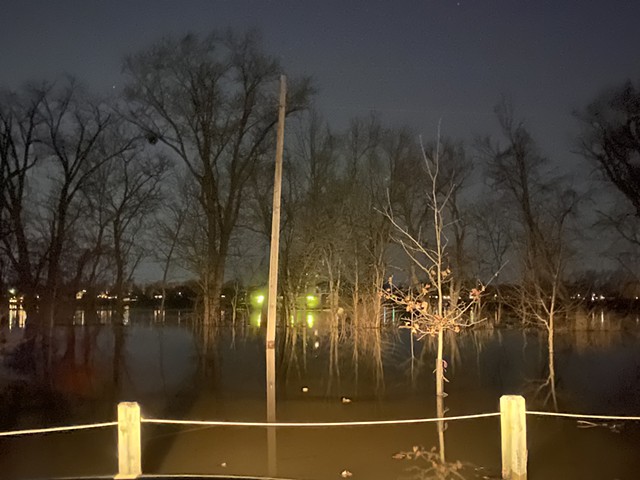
[[410, 313, 416, 386], [436, 392, 446, 465], [266, 346, 277, 476]]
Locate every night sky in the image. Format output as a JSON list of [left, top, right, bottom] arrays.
[[2, 0, 639, 165]]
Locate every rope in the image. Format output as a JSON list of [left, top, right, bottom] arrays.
[[141, 411, 500, 428], [140, 475, 301, 479], [0, 421, 117, 437], [526, 411, 640, 421], [2, 409, 639, 439]]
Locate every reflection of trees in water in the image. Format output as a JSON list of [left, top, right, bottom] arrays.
[[282, 321, 304, 381], [469, 328, 502, 376], [1, 308, 121, 429], [418, 332, 456, 469], [526, 329, 567, 410], [412, 330, 462, 390], [351, 300, 386, 394], [394, 391, 499, 480], [278, 309, 391, 398], [395, 442, 499, 480], [398, 327, 509, 479], [190, 314, 222, 386], [327, 327, 340, 393], [528, 335, 558, 411], [56, 321, 101, 399]]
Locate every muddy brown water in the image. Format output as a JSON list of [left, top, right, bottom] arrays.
[[0, 309, 639, 479]]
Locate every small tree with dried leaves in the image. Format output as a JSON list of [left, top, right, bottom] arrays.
[[383, 130, 483, 466]]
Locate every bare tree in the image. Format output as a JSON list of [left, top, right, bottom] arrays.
[[341, 114, 388, 329], [245, 110, 346, 322], [469, 199, 510, 324], [576, 80, 640, 217], [70, 161, 114, 299], [0, 85, 48, 312], [422, 139, 473, 311], [479, 102, 579, 408], [153, 197, 187, 314], [576, 80, 640, 274], [384, 130, 481, 465], [38, 80, 135, 323], [278, 111, 339, 319], [123, 30, 312, 323], [90, 145, 169, 315]]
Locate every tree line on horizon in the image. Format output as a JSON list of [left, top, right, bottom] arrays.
[[1, 28, 639, 332]]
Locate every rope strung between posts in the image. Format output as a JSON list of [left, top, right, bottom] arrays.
[[139, 476, 301, 479], [526, 411, 640, 421], [143, 410, 640, 428], [0, 421, 117, 437], [142, 412, 501, 428], [1, 409, 639, 439]]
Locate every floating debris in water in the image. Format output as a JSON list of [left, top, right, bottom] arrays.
[[577, 420, 623, 433], [302, 386, 309, 392], [341, 397, 352, 404], [340, 469, 353, 478]]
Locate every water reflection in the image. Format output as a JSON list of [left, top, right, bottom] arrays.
[[9, 306, 26, 329], [153, 308, 165, 323], [250, 309, 262, 328], [1, 308, 640, 479]]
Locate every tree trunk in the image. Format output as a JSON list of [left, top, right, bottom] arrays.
[[435, 325, 447, 464], [436, 326, 445, 398], [548, 316, 558, 411]]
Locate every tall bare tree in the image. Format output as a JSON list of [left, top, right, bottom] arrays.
[[576, 80, 640, 218], [422, 138, 473, 310], [123, 30, 312, 323], [341, 114, 387, 327], [38, 80, 135, 323], [89, 146, 169, 315], [576, 79, 640, 273], [384, 130, 480, 466], [0, 86, 47, 312], [479, 102, 579, 408]]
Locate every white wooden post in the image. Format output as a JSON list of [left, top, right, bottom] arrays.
[[500, 395, 527, 480], [116, 402, 142, 479]]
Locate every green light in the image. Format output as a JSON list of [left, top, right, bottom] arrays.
[[250, 311, 262, 327], [306, 313, 314, 328], [306, 294, 319, 309], [250, 292, 266, 309]]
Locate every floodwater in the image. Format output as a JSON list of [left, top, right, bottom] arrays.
[[1, 309, 640, 479]]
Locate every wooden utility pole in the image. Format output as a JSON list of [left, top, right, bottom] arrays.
[[266, 74, 286, 477], [267, 74, 286, 369]]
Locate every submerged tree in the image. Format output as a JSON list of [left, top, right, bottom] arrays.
[[479, 102, 579, 408], [0, 85, 47, 313], [384, 130, 481, 465], [245, 110, 339, 321], [1, 80, 136, 325], [123, 29, 312, 323], [88, 144, 169, 316], [39, 80, 136, 323]]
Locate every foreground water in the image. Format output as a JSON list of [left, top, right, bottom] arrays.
[[1, 309, 640, 479]]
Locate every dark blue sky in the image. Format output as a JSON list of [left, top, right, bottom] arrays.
[[2, 0, 637, 280], [1, 0, 639, 162]]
